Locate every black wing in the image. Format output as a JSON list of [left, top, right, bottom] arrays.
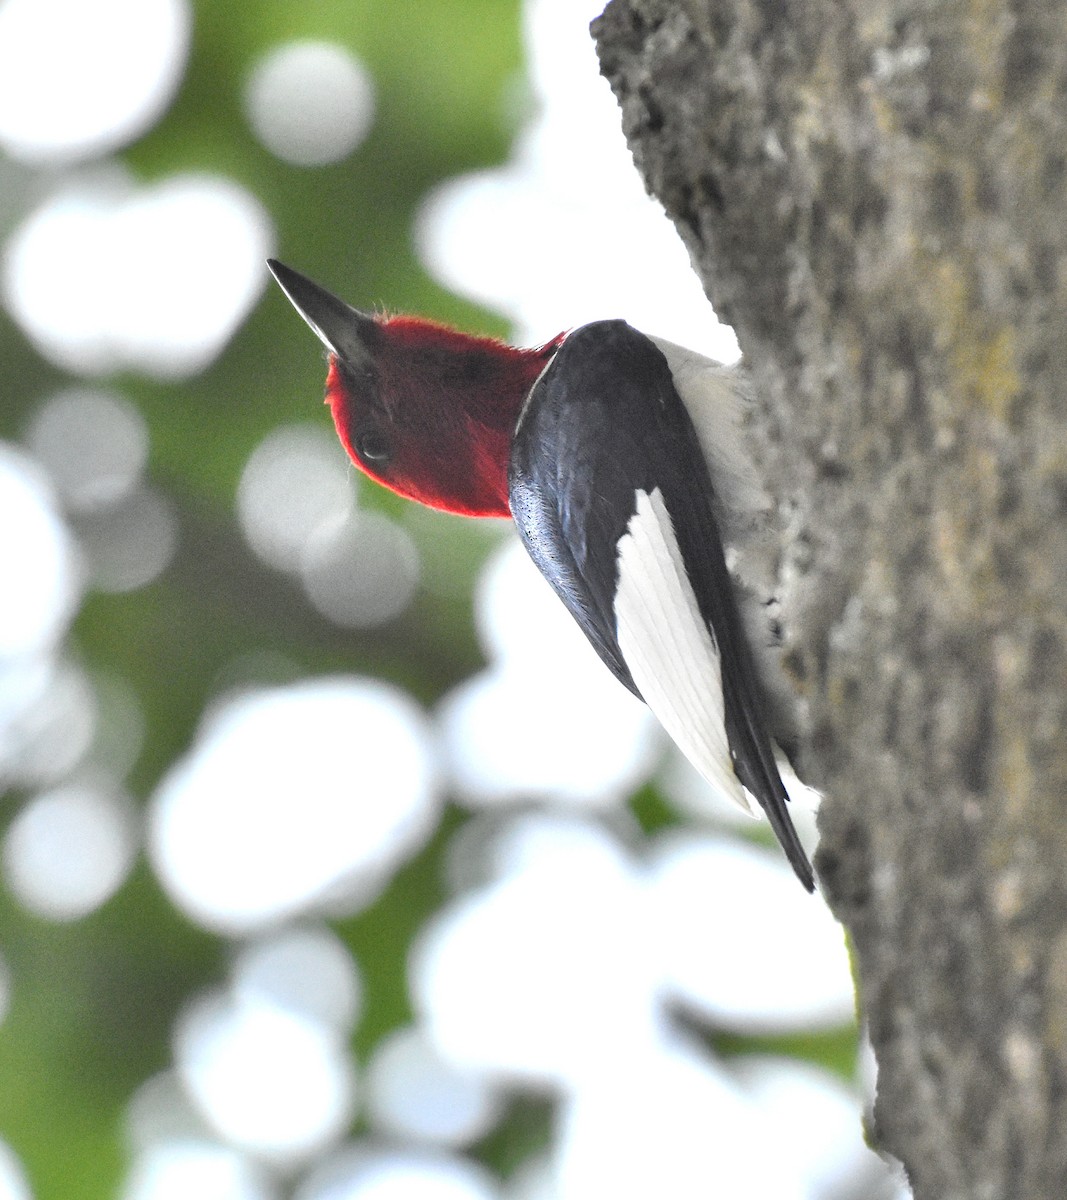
[[508, 320, 814, 890]]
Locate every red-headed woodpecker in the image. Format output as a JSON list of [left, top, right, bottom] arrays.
[[267, 260, 815, 891]]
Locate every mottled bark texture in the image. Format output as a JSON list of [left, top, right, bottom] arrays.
[[593, 1, 1067, 1197]]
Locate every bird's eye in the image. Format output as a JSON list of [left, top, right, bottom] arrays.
[[356, 428, 392, 465]]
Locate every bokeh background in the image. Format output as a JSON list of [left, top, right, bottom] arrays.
[[0, 0, 907, 1197]]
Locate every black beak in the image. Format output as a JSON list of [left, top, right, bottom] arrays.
[[267, 259, 378, 370]]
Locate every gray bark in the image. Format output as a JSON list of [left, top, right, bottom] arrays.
[[591, 2, 1067, 1197]]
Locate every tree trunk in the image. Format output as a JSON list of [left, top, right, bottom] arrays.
[[592, 1, 1067, 1196]]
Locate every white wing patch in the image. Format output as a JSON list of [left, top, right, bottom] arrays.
[[614, 487, 754, 816], [648, 338, 768, 539]]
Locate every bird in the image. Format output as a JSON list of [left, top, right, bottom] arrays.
[[267, 259, 815, 891]]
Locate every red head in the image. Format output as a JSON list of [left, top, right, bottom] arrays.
[[268, 261, 564, 517]]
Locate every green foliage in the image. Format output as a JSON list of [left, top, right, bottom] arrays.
[[0, 3, 524, 1196]]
